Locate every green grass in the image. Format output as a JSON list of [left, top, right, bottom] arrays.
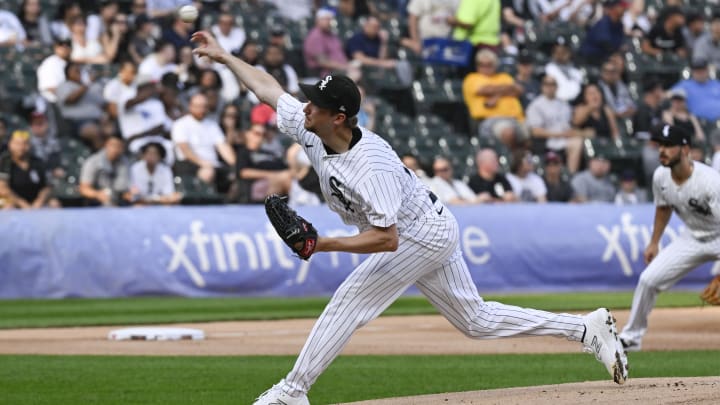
[[0, 352, 716, 405], [0, 292, 705, 329]]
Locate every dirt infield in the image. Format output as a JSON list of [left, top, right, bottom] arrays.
[[0, 307, 718, 403]]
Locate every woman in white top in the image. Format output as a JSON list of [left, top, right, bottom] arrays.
[[69, 16, 108, 64], [428, 157, 478, 205]]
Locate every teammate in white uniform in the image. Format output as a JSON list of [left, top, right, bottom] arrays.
[[190, 31, 629, 405], [619, 124, 720, 351]]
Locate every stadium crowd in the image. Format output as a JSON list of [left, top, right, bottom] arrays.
[[1, 0, 720, 209]]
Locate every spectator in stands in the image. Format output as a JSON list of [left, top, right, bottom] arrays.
[[37, 38, 72, 103], [662, 88, 705, 143], [129, 0, 149, 28], [219, 103, 242, 146], [102, 12, 131, 64], [462, 49, 525, 149], [598, 60, 636, 119], [56, 61, 105, 150], [468, 148, 517, 203], [304, 8, 351, 78], [103, 60, 137, 119], [403, 0, 459, 54], [684, 11, 706, 57], [138, 41, 177, 81], [507, 150, 547, 202], [78, 135, 130, 206], [146, 0, 193, 19], [68, 15, 110, 64], [578, 0, 627, 65], [127, 14, 156, 65], [159, 72, 184, 120], [346, 16, 396, 70], [256, 44, 300, 97], [671, 59, 720, 121], [621, 0, 650, 38], [187, 68, 223, 105], [641, 6, 686, 58], [338, 0, 374, 20], [233, 123, 291, 203], [129, 142, 181, 205], [118, 74, 172, 159], [633, 79, 664, 141], [0, 8, 27, 48], [175, 44, 200, 89], [515, 52, 539, 109], [545, 37, 585, 102], [266, 25, 305, 78], [542, 150, 573, 202], [633, 79, 664, 183], [50, 1, 84, 41], [560, 0, 603, 28], [27, 111, 62, 179], [449, 0, 501, 51], [285, 143, 323, 206], [264, 0, 317, 22], [693, 13, 720, 69], [172, 93, 235, 189], [572, 83, 620, 142], [526, 74, 586, 173], [162, 11, 193, 51], [238, 39, 260, 66], [210, 12, 245, 55], [401, 153, 432, 186], [87, 1, 119, 42], [0, 130, 58, 209], [570, 154, 615, 203], [17, 0, 53, 46], [429, 156, 477, 205], [500, 0, 533, 55], [614, 169, 646, 205], [0, 9, 27, 49]]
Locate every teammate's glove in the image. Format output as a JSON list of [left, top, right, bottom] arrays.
[[265, 194, 318, 260], [700, 275, 720, 305]]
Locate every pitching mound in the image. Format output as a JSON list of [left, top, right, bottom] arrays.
[[337, 377, 720, 405]]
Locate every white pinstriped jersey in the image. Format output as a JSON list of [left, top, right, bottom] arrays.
[[653, 161, 720, 240], [276, 93, 435, 232]]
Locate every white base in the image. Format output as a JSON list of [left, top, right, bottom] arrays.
[[108, 327, 205, 341]]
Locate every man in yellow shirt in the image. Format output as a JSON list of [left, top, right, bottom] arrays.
[[463, 49, 525, 149]]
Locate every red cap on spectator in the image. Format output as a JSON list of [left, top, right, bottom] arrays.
[[251, 104, 277, 126]]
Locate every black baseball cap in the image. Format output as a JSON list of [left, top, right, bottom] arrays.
[[299, 74, 361, 117], [651, 124, 691, 146]]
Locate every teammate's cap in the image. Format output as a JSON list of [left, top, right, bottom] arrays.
[[651, 124, 691, 146], [299, 74, 361, 117]]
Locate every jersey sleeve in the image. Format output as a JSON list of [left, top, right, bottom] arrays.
[[276, 93, 312, 144], [357, 172, 403, 228], [652, 168, 669, 206]]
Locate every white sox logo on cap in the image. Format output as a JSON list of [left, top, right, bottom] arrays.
[[319, 75, 332, 90], [663, 125, 670, 137]]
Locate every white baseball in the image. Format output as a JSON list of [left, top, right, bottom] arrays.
[[178, 5, 198, 23]]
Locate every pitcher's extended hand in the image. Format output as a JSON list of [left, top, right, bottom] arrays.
[[191, 31, 227, 63]]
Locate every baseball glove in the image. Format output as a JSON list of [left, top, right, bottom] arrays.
[[265, 194, 318, 260], [700, 275, 720, 305]]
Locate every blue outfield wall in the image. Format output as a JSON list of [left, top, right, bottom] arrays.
[[0, 204, 716, 298]]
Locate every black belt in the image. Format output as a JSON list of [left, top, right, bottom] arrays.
[[429, 191, 437, 204]]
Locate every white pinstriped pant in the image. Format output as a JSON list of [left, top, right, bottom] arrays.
[[620, 234, 720, 344], [283, 205, 586, 396]]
